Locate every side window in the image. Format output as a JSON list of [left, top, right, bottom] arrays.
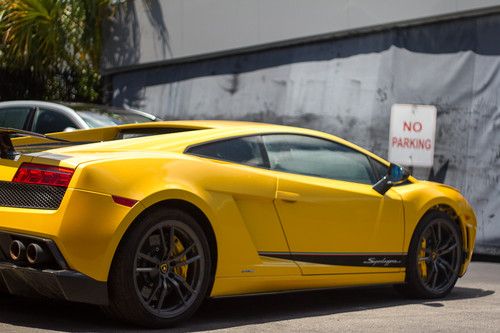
[[0, 107, 31, 130], [186, 136, 266, 167], [262, 134, 377, 184], [32, 109, 78, 134], [371, 158, 389, 181]]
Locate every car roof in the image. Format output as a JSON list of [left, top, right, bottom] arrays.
[[115, 120, 390, 163], [138, 120, 284, 129], [0, 100, 76, 114], [111, 120, 313, 138], [12, 118, 390, 168], [62, 120, 371, 154]]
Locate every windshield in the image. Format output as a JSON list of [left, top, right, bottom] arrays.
[[76, 110, 154, 128]]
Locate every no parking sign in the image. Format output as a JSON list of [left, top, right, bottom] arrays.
[[388, 104, 437, 167]]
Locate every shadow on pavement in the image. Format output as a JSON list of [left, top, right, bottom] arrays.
[[0, 285, 494, 332]]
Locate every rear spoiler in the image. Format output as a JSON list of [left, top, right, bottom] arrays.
[[0, 127, 69, 160], [0, 131, 15, 160]]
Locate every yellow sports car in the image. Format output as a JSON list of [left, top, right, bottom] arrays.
[[0, 121, 476, 327]]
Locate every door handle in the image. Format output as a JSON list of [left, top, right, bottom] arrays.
[[276, 191, 300, 203]]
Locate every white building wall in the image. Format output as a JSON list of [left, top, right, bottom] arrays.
[[103, 0, 500, 71]]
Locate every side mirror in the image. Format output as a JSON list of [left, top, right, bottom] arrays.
[[387, 163, 409, 184], [372, 163, 410, 195]]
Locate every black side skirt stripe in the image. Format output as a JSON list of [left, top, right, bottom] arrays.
[[260, 252, 407, 268]]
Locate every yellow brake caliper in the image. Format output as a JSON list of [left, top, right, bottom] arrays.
[[172, 236, 188, 279]]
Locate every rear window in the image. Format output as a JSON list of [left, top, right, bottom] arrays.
[[77, 110, 153, 127], [0, 107, 31, 130]]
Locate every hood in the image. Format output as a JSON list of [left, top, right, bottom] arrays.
[[419, 180, 461, 193]]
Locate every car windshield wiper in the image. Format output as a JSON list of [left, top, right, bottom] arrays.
[[0, 127, 70, 160]]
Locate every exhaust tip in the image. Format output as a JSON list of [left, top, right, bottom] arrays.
[[26, 243, 47, 265], [9, 240, 26, 261]]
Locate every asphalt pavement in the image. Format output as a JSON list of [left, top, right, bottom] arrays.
[[0, 261, 498, 332]]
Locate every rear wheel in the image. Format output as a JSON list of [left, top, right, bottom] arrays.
[[105, 208, 212, 328], [400, 211, 462, 298]]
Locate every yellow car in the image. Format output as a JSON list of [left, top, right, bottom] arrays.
[[0, 121, 476, 327]]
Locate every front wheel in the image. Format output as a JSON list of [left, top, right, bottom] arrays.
[[401, 211, 462, 298], [105, 208, 212, 328]]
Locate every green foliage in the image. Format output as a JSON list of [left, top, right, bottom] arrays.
[[0, 0, 112, 102]]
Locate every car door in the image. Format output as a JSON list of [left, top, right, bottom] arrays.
[[185, 135, 297, 276], [261, 134, 405, 275]]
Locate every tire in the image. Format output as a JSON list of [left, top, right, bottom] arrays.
[[399, 210, 462, 299], [104, 208, 212, 328]]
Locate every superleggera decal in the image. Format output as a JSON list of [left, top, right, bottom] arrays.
[[259, 252, 407, 268]]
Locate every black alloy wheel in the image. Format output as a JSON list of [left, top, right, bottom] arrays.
[[401, 210, 462, 298], [105, 208, 212, 328]]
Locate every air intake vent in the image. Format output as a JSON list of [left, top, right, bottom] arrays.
[[0, 181, 66, 209]]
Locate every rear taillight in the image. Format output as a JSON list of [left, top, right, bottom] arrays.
[[12, 163, 74, 187]]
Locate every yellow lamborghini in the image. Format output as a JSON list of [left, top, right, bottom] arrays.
[[0, 121, 476, 327]]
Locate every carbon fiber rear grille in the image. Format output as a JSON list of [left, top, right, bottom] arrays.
[[0, 181, 66, 209]]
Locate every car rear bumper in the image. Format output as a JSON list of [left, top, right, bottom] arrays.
[[0, 231, 108, 305], [0, 262, 108, 305], [0, 188, 142, 282]]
